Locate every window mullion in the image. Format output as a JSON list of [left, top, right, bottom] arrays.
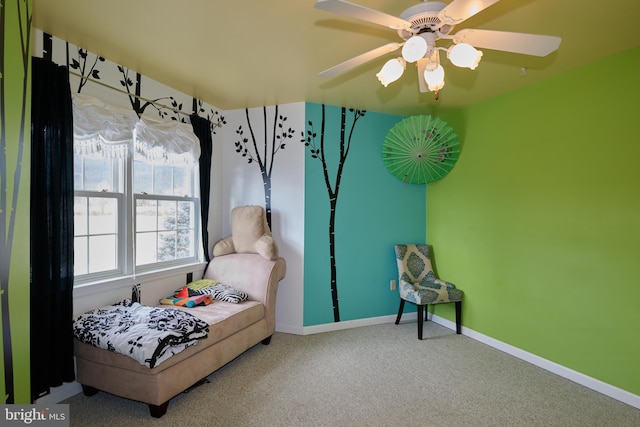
[[124, 139, 134, 277]]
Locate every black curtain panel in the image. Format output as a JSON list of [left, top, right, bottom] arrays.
[[190, 114, 213, 262], [30, 57, 76, 401]]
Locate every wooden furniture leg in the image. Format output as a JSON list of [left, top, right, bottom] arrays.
[[417, 304, 424, 340], [455, 301, 462, 334], [395, 299, 405, 325], [81, 385, 98, 397], [149, 402, 169, 418]]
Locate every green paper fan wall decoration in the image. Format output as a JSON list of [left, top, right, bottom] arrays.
[[382, 115, 460, 184]]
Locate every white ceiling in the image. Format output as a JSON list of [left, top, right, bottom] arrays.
[[33, 0, 640, 116]]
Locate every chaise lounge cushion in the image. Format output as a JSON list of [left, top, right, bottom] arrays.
[[75, 299, 264, 375], [73, 299, 210, 368]]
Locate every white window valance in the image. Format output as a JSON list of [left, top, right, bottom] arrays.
[[72, 92, 138, 158], [72, 93, 201, 165], [134, 115, 201, 165]]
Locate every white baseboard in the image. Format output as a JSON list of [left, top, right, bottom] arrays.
[[299, 312, 640, 410], [35, 382, 83, 405], [299, 312, 420, 335], [275, 323, 305, 335], [300, 314, 399, 335], [428, 313, 640, 410]]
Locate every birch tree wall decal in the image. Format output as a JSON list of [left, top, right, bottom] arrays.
[[117, 65, 181, 120], [302, 105, 366, 323], [0, 0, 31, 403], [193, 98, 226, 134], [69, 47, 105, 93], [234, 105, 296, 229]]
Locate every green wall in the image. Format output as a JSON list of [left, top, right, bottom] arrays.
[[1, 0, 32, 403], [303, 103, 425, 326], [429, 46, 640, 395]]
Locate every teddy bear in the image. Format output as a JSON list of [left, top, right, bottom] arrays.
[[212, 205, 278, 261]]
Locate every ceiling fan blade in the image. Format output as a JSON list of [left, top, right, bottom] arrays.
[[453, 29, 562, 56], [319, 42, 403, 78], [438, 0, 500, 26], [314, 0, 412, 30]]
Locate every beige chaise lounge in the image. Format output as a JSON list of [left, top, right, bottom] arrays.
[[73, 252, 286, 417]]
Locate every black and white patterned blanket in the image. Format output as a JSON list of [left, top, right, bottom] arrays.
[[73, 299, 209, 368]]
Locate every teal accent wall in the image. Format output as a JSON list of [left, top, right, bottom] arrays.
[[303, 103, 425, 326], [430, 46, 640, 395]]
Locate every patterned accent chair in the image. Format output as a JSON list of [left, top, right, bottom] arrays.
[[394, 244, 463, 339]]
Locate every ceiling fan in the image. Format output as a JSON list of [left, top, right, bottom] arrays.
[[314, 0, 561, 96]]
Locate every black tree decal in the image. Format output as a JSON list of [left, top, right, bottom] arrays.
[[302, 105, 366, 322], [234, 106, 296, 228], [0, 0, 31, 403], [117, 65, 181, 120], [193, 98, 226, 134], [68, 47, 105, 93]]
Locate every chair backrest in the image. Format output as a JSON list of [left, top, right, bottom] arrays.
[[394, 244, 437, 285]]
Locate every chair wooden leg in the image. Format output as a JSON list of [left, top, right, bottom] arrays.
[[424, 304, 429, 322], [395, 299, 405, 325], [417, 304, 424, 340], [455, 301, 462, 334]]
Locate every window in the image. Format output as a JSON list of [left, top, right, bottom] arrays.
[[72, 93, 202, 284], [73, 141, 126, 279], [133, 158, 198, 267]]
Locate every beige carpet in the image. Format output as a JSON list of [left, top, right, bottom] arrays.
[[64, 321, 640, 426]]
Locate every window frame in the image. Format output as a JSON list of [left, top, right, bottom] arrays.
[[73, 190, 129, 281], [133, 192, 201, 274], [73, 137, 202, 287]]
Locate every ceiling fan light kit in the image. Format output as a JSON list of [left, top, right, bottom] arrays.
[[424, 63, 445, 91], [402, 35, 430, 63], [447, 42, 483, 69], [376, 57, 407, 87], [315, 0, 561, 97]]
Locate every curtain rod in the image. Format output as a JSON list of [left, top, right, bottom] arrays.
[[68, 70, 222, 128]]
